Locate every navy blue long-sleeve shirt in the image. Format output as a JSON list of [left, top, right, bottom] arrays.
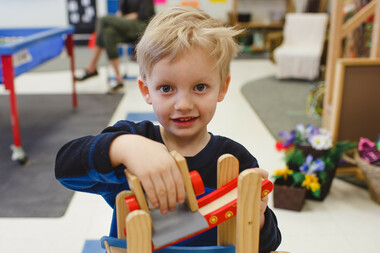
[[120, 0, 155, 21], [55, 120, 281, 252]]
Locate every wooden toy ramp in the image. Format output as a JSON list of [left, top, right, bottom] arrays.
[[101, 152, 287, 253]]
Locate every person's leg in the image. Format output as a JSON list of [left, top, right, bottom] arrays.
[[98, 16, 125, 86], [102, 17, 147, 83], [109, 58, 123, 84], [77, 17, 108, 81], [86, 46, 103, 73], [86, 16, 109, 73]]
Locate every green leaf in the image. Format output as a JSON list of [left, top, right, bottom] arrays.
[[312, 189, 321, 198], [285, 149, 305, 168], [291, 172, 305, 186], [318, 171, 328, 185]]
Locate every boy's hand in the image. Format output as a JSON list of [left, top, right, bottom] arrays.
[[251, 167, 269, 230], [110, 135, 186, 214]]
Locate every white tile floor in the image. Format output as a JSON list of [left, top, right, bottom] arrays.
[[1, 56, 379, 253]]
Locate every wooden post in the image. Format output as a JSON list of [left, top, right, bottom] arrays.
[[217, 154, 239, 246], [319, 0, 329, 12], [341, 1, 377, 39], [232, 0, 238, 25], [286, 0, 295, 13], [116, 190, 134, 239], [125, 170, 150, 214], [370, 0, 380, 58], [124, 170, 153, 228], [126, 210, 152, 253], [170, 151, 199, 212], [322, 0, 344, 130], [236, 170, 261, 253]]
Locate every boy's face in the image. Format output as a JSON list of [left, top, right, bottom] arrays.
[[139, 48, 230, 140]]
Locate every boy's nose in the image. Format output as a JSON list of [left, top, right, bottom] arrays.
[[174, 93, 193, 111]]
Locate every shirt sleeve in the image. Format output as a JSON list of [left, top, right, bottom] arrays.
[[54, 120, 155, 198], [259, 207, 282, 252], [137, 0, 154, 21]]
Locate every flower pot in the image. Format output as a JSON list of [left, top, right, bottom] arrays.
[[273, 184, 306, 211]]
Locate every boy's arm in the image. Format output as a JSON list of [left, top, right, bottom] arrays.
[[55, 120, 186, 214], [109, 134, 185, 214], [55, 132, 128, 194], [55, 121, 145, 193]]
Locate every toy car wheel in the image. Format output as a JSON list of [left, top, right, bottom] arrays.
[[125, 195, 139, 212], [189, 170, 205, 196]]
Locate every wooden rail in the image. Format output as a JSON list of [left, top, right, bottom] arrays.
[[322, 0, 380, 130]]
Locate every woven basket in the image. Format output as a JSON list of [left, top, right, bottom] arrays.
[[343, 150, 380, 204]]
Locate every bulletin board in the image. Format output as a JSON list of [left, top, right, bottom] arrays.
[[67, 0, 97, 34], [330, 58, 380, 142]]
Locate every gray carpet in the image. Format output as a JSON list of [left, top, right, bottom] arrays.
[[241, 75, 321, 139], [0, 94, 122, 217]]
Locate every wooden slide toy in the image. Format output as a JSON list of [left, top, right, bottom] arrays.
[[101, 152, 275, 253]]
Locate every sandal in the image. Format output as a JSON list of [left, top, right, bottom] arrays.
[[76, 70, 98, 81], [107, 83, 124, 94]]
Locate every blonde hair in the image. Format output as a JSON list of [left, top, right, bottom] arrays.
[[136, 5, 242, 85]]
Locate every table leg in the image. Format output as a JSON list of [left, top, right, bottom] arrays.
[[65, 33, 77, 109], [1, 55, 27, 164]]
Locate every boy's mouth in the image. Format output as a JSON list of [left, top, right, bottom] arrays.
[[174, 117, 196, 122], [171, 116, 198, 126]]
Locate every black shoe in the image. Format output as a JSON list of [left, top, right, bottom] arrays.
[[107, 83, 124, 94], [76, 70, 98, 81]]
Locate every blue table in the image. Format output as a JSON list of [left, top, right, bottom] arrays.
[[0, 26, 76, 164]]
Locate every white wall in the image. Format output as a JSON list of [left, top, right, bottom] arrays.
[[0, 0, 238, 28], [0, 0, 107, 28], [0, 0, 290, 28]]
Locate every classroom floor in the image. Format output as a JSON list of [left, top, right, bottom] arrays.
[[0, 51, 379, 253]]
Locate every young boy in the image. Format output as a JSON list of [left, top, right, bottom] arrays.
[[55, 5, 281, 251]]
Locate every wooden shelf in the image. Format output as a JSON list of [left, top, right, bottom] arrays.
[[236, 22, 284, 29], [232, 0, 290, 51], [232, 0, 293, 25], [250, 45, 265, 52]]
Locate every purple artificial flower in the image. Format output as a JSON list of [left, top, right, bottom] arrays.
[[309, 158, 325, 174], [304, 124, 320, 140], [278, 130, 295, 148], [299, 154, 314, 173], [299, 154, 325, 174]]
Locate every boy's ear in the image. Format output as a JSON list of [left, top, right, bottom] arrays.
[[138, 78, 152, 104], [217, 75, 231, 102]]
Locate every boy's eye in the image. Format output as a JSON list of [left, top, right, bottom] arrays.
[[194, 84, 207, 92], [159, 85, 172, 93]]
